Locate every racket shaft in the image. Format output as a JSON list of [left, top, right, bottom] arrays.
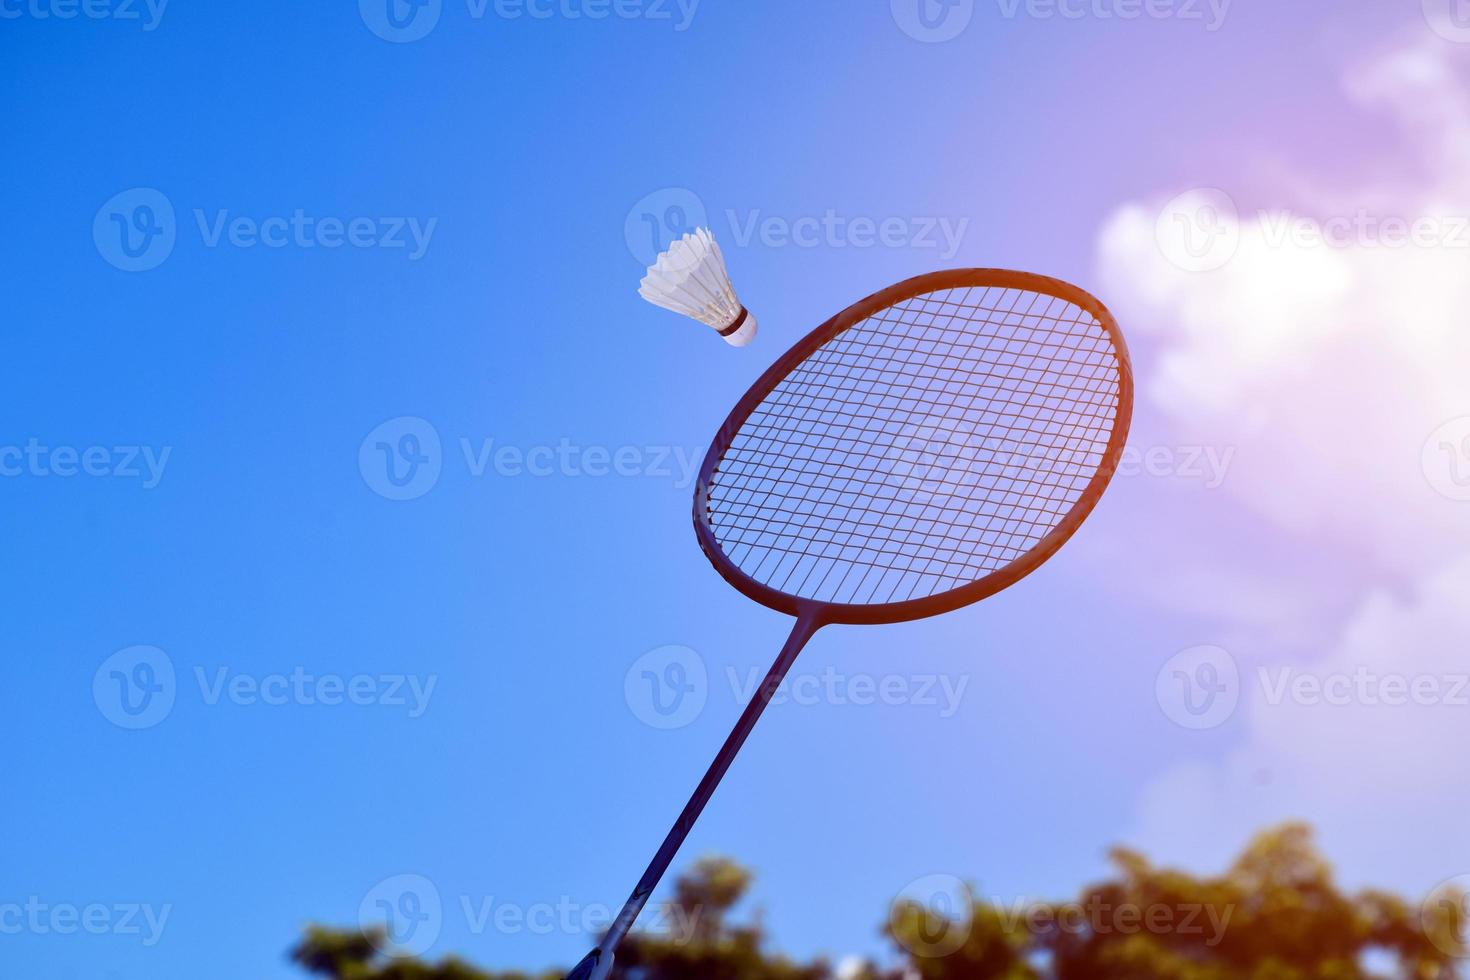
[[600, 611, 821, 955]]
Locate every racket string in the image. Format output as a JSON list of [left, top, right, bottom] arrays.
[[715, 291, 1115, 603], [707, 286, 1123, 606]]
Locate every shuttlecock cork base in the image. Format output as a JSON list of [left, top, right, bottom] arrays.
[[639, 227, 757, 348], [718, 307, 758, 347]]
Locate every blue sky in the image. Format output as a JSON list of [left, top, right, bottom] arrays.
[[6, 1, 1470, 977]]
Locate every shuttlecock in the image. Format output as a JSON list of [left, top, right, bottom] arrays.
[[639, 228, 758, 347]]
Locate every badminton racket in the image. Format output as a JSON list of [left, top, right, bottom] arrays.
[[567, 268, 1133, 979]]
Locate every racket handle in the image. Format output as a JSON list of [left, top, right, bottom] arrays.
[[595, 609, 823, 960]]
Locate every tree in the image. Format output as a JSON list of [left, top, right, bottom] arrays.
[[290, 857, 829, 980], [293, 824, 1463, 980], [290, 925, 558, 980], [898, 824, 1456, 980], [615, 855, 830, 980], [888, 898, 1037, 980]]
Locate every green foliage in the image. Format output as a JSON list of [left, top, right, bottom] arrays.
[[888, 900, 1037, 980], [916, 823, 1455, 980], [290, 925, 558, 980], [609, 855, 831, 980], [293, 825, 1462, 980]]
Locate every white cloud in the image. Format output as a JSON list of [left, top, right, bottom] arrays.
[[1100, 29, 1470, 890], [1099, 32, 1470, 577], [1131, 556, 1470, 888]]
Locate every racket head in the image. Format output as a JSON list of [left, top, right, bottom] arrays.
[[693, 269, 1133, 627]]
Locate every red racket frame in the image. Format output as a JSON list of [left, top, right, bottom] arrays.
[[693, 268, 1134, 628]]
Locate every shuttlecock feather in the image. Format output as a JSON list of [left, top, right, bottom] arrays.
[[639, 228, 758, 347]]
